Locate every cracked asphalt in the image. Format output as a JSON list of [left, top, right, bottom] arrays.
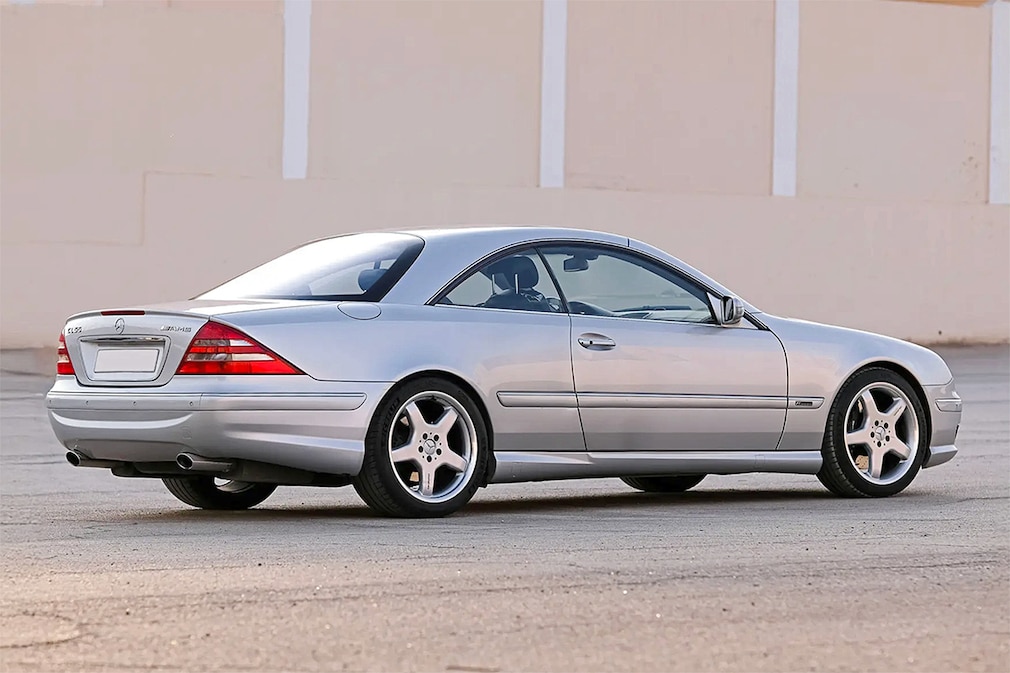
[[1, 347, 1007, 672]]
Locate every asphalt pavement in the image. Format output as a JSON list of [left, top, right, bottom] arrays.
[[1, 346, 1007, 672]]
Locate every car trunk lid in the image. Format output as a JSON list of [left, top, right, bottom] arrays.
[[61, 300, 311, 387], [62, 311, 205, 386]]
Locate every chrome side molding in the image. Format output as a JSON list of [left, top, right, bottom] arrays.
[[789, 396, 824, 409], [497, 392, 825, 410]]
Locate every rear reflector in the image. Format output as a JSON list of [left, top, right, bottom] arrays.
[[57, 332, 75, 376], [176, 322, 302, 375]]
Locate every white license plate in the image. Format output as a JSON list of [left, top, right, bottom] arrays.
[[94, 348, 160, 373]]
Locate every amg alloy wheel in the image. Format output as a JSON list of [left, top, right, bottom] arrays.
[[621, 475, 706, 493], [354, 378, 488, 517], [818, 368, 926, 497], [162, 477, 277, 510]]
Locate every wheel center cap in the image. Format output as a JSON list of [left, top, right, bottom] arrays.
[[424, 439, 437, 455], [872, 427, 885, 442]]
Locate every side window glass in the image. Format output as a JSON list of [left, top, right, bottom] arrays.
[[539, 245, 713, 323], [439, 250, 564, 313]]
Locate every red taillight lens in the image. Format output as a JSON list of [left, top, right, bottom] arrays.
[[176, 322, 302, 375], [57, 332, 75, 376]]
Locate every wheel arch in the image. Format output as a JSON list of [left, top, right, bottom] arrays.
[[374, 369, 496, 486], [837, 360, 932, 452]]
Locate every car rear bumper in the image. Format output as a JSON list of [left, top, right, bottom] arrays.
[[46, 376, 392, 476]]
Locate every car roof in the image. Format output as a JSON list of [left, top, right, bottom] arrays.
[[398, 226, 630, 246]]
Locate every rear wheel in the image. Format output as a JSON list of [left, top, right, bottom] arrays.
[[621, 474, 706, 493], [162, 477, 277, 510], [817, 368, 926, 497], [354, 377, 488, 518]]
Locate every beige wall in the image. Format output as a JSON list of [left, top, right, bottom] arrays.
[[1, 0, 1007, 349], [566, 0, 775, 195], [799, 0, 991, 202], [308, 0, 541, 187]]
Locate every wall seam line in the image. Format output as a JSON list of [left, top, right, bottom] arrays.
[[539, 0, 568, 189], [772, 0, 800, 197], [283, 0, 312, 180]]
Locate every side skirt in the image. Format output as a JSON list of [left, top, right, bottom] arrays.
[[489, 450, 822, 484]]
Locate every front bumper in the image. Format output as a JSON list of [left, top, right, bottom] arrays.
[[922, 381, 962, 469], [46, 376, 393, 476]]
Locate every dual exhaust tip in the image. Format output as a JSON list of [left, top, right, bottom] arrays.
[[66, 450, 232, 473], [174, 452, 234, 473]]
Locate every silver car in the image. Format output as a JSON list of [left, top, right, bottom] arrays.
[[48, 227, 962, 517]]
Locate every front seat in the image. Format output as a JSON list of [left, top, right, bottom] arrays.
[[483, 256, 552, 311]]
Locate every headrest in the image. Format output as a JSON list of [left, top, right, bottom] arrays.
[[488, 256, 539, 291], [358, 268, 386, 292]]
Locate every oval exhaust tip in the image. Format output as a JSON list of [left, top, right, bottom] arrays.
[[66, 451, 82, 467], [176, 453, 195, 470]]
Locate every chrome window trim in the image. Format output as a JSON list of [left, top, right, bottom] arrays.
[[427, 238, 768, 330]]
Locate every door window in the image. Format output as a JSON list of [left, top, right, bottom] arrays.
[[539, 245, 713, 323], [439, 249, 564, 313]]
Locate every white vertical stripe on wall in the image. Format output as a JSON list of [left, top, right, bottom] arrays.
[[772, 0, 800, 197], [539, 0, 568, 189], [283, 0, 312, 180], [990, 0, 1010, 205]]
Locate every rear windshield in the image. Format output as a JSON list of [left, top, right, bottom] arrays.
[[199, 233, 424, 301]]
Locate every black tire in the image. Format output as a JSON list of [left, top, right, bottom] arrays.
[[162, 477, 277, 510], [353, 377, 489, 518], [621, 474, 706, 493], [817, 367, 927, 498]]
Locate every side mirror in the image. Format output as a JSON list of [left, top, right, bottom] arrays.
[[710, 294, 745, 325]]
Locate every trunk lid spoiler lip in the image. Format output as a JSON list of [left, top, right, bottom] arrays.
[[65, 298, 333, 322]]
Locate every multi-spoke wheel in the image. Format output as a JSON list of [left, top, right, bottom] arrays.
[[354, 377, 489, 517], [621, 474, 706, 493], [162, 476, 277, 510], [818, 368, 926, 497]]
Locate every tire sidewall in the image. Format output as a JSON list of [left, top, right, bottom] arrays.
[[364, 378, 489, 517], [162, 477, 276, 510], [829, 369, 927, 497], [622, 474, 706, 493]]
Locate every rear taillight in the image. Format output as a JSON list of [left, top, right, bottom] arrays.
[[57, 332, 75, 376], [176, 322, 302, 375]]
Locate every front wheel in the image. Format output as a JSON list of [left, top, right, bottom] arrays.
[[353, 377, 489, 517], [817, 368, 927, 497], [621, 474, 706, 493], [162, 477, 277, 510]]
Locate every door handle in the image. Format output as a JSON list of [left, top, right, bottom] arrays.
[[577, 333, 616, 350]]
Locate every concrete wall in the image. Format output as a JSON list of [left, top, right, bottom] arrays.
[[1, 0, 1008, 349]]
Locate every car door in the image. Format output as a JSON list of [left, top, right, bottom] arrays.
[[434, 247, 584, 454], [538, 244, 787, 452]]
